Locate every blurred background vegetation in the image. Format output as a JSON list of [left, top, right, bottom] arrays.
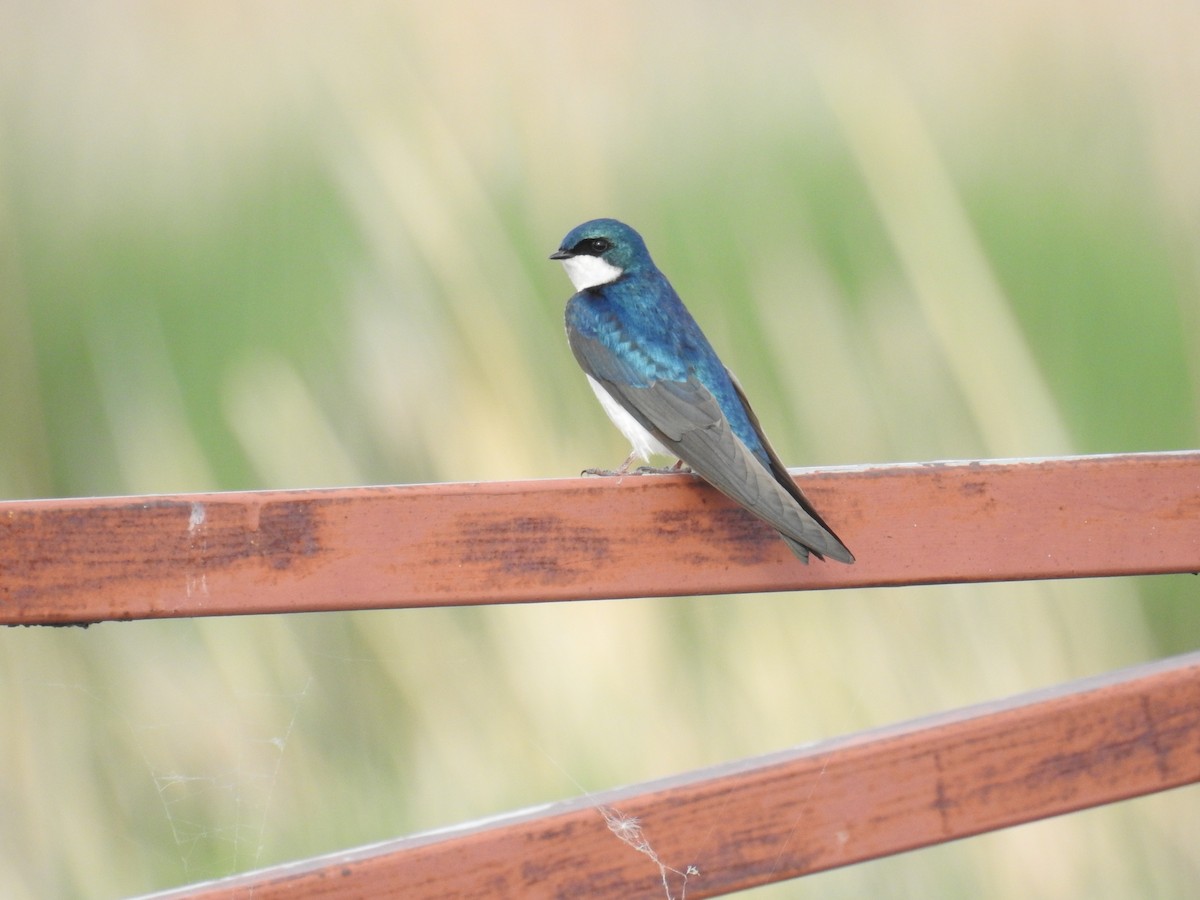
[[1, 3, 1197, 898]]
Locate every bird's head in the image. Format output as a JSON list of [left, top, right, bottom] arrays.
[[550, 218, 651, 291]]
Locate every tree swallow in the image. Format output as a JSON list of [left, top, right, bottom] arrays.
[[551, 218, 854, 564]]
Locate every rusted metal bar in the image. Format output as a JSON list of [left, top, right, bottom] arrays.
[[2, 451, 1197, 624], [138, 651, 1200, 899]]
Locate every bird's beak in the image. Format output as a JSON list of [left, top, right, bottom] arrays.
[[549, 249, 574, 260]]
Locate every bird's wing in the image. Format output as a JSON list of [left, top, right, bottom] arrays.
[[725, 368, 854, 563], [569, 331, 853, 563]]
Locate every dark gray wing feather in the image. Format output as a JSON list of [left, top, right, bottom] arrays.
[[570, 332, 853, 563], [726, 369, 854, 563]]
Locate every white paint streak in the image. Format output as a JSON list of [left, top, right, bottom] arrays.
[[188, 502, 206, 532], [185, 572, 209, 599], [186, 502, 210, 598]]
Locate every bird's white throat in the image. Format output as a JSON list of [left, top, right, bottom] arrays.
[[561, 255, 623, 291]]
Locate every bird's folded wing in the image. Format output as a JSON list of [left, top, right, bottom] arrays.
[[726, 369, 854, 563], [570, 332, 852, 562]]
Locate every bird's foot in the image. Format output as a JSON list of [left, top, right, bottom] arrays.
[[582, 454, 691, 478], [634, 464, 693, 475], [581, 450, 643, 478]]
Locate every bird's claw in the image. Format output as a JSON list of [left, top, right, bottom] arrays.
[[581, 460, 692, 477]]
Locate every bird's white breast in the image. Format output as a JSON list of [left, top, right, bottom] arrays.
[[561, 256, 623, 291], [587, 375, 671, 462]]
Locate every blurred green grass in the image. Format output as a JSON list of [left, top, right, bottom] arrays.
[[1, 4, 1198, 899]]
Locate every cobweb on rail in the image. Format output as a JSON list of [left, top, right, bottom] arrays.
[[129, 676, 313, 879]]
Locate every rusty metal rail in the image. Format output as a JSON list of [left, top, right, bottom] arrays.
[[2, 452, 1197, 624], [140, 651, 1200, 899]]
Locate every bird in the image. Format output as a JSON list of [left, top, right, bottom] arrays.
[[551, 218, 853, 564]]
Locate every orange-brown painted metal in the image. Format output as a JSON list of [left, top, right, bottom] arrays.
[[141, 652, 1200, 899], [2, 452, 1198, 624]]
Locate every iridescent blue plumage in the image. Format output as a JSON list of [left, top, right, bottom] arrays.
[[552, 218, 853, 564]]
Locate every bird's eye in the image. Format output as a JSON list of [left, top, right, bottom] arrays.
[[580, 237, 610, 255]]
